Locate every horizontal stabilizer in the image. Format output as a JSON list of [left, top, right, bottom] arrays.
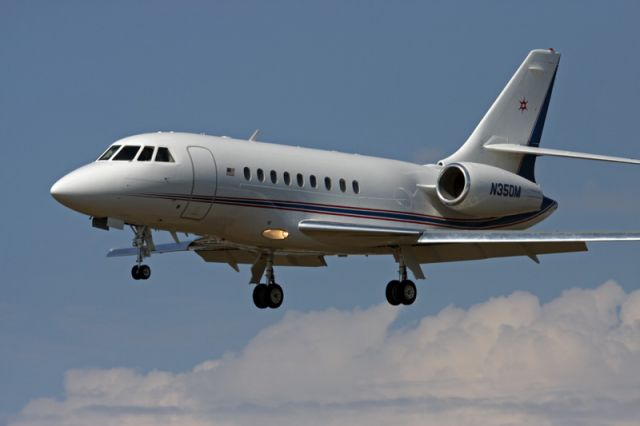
[[484, 143, 640, 165], [419, 230, 640, 244]]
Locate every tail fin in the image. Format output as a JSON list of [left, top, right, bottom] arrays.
[[441, 49, 560, 182]]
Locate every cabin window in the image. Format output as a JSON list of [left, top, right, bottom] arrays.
[[98, 145, 121, 161], [137, 146, 155, 161], [155, 147, 174, 162], [270, 170, 278, 184], [257, 168, 265, 182], [309, 175, 317, 188], [284, 172, 291, 185], [352, 180, 360, 194], [339, 178, 347, 193], [324, 177, 332, 190], [113, 145, 141, 161], [244, 167, 251, 180], [296, 173, 304, 187]]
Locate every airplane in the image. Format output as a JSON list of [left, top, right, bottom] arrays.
[[51, 48, 640, 309]]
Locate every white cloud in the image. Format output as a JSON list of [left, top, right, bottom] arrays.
[[12, 281, 640, 426]]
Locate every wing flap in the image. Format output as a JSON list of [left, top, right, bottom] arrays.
[[195, 249, 326, 267]]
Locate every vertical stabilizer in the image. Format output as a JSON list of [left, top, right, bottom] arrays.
[[441, 49, 560, 182]]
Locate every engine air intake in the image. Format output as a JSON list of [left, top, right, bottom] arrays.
[[435, 162, 544, 216], [437, 164, 469, 205]]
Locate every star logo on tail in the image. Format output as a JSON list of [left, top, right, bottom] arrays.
[[519, 98, 528, 112]]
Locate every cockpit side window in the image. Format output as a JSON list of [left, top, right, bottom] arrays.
[[137, 146, 155, 161], [98, 145, 121, 161], [113, 145, 141, 161], [155, 147, 174, 162]]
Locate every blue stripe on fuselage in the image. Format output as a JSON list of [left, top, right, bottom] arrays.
[[134, 192, 557, 230]]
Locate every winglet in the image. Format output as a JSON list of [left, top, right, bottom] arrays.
[[249, 129, 260, 142]]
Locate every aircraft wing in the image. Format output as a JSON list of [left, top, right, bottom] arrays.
[[413, 230, 640, 264], [298, 220, 422, 238], [107, 237, 326, 272], [298, 220, 640, 264], [108, 223, 640, 274], [107, 240, 194, 257], [417, 230, 640, 244]]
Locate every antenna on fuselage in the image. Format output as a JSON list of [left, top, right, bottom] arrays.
[[249, 129, 260, 142]]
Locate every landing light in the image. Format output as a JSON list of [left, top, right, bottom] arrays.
[[262, 229, 289, 240]]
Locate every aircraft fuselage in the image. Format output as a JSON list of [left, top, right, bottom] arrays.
[[51, 132, 556, 256]]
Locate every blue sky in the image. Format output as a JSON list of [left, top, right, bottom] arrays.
[[2, 1, 640, 424]]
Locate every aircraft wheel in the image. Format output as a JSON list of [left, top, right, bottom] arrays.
[[266, 283, 284, 309], [253, 284, 269, 309], [139, 264, 151, 280], [131, 265, 141, 280], [385, 280, 401, 306], [400, 280, 417, 305]]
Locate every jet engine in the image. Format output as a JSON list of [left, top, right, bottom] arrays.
[[436, 162, 544, 216]]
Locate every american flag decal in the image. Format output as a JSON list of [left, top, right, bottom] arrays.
[[226, 167, 235, 176]]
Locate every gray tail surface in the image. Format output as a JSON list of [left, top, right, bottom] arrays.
[[442, 49, 560, 182]]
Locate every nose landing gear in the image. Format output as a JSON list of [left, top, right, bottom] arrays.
[[130, 225, 153, 281]]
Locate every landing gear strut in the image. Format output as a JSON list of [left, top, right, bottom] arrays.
[[385, 257, 417, 306], [130, 225, 153, 281], [252, 254, 284, 309]]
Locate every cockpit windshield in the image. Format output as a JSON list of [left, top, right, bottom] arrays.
[[98, 145, 121, 160], [137, 146, 155, 161], [113, 146, 141, 161], [155, 147, 174, 162], [97, 144, 175, 162]]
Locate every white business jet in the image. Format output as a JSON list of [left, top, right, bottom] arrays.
[[51, 49, 640, 309]]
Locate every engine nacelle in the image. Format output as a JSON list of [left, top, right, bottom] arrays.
[[436, 162, 543, 216]]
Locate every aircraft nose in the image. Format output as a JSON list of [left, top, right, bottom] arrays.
[[50, 165, 110, 215], [50, 171, 86, 209], [50, 175, 71, 204]]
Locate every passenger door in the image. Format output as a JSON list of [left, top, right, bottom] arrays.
[[181, 146, 217, 220]]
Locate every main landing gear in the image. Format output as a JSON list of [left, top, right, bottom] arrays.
[[385, 258, 417, 306], [130, 225, 154, 281], [131, 264, 151, 280], [252, 254, 284, 309]]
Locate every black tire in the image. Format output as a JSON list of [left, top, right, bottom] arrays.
[[139, 264, 151, 280], [400, 280, 417, 305], [266, 284, 284, 309], [385, 280, 401, 305], [131, 265, 140, 280], [253, 284, 269, 309]]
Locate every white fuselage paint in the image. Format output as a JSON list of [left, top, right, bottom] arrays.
[[51, 132, 556, 255]]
